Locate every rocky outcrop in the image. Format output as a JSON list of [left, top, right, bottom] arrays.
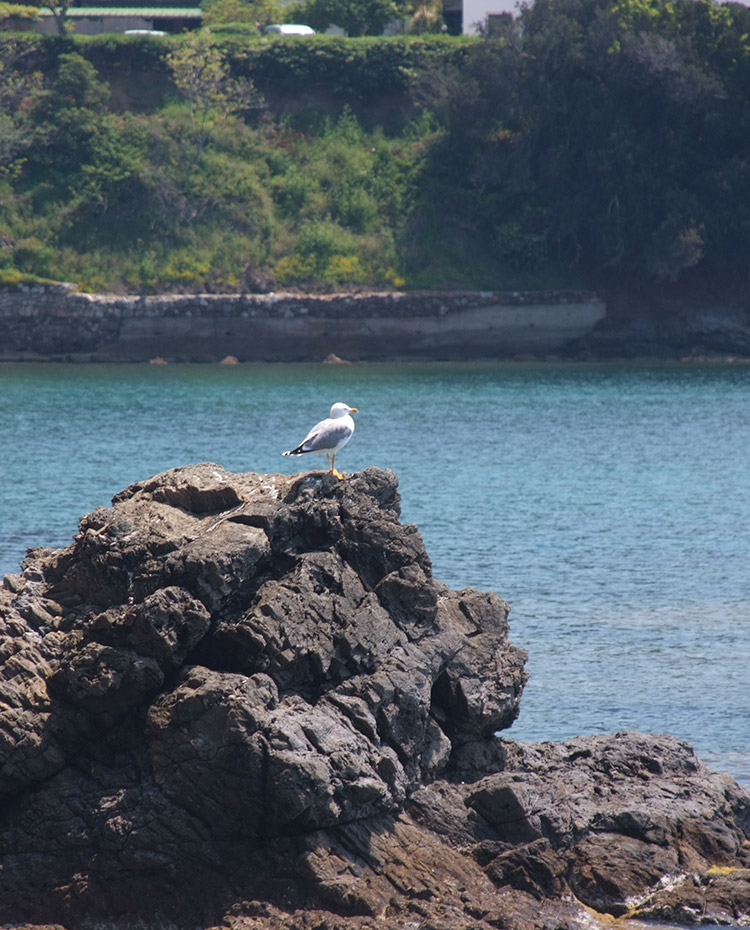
[[574, 308, 750, 359], [1, 464, 749, 930], [572, 271, 750, 359]]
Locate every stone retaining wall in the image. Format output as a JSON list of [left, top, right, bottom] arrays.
[[0, 284, 607, 361]]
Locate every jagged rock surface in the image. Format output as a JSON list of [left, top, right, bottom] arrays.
[[1, 464, 749, 930]]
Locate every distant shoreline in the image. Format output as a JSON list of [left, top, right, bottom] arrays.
[[0, 284, 606, 363], [1, 282, 749, 361]]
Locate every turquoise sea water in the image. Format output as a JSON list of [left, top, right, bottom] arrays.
[[1, 360, 749, 790]]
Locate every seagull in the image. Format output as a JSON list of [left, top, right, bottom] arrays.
[[282, 402, 358, 480]]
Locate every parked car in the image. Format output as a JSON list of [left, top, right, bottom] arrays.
[[263, 23, 315, 34]]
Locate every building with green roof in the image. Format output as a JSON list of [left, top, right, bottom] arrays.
[[35, 6, 202, 33]]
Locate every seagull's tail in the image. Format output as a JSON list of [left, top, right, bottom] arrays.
[[282, 446, 304, 456]]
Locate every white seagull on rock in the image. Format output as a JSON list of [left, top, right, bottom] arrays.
[[283, 402, 358, 480]]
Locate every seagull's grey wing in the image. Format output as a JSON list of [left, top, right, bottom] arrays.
[[282, 418, 325, 456], [301, 419, 352, 452]]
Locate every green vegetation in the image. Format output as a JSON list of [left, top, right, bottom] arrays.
[[202, 0, 282, 33], [2, 0, 750, 296], [417, 0, 750, 289], [0, 3, 39, 25], [291, 0, 408, 38]]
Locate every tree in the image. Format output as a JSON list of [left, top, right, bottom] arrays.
[[0, 36, 41, 171], [30, 51, 109, 170], [408, 0, 443, 33], [299, 0, 406, 36], [25, 50, 147, 221], [0, 2, 39, 27], [414, 0, 750, 284], [39, 0, 74, 35], [202, 0, 281, 31], [167, 32, 261, 154], [0, 35, 42, 276]]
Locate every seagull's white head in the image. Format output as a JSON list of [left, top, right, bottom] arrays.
[[330, 402, 358, 418]]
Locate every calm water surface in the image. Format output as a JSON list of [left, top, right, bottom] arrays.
[[2, 361, 749, 790]]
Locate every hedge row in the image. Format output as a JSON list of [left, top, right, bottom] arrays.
[[4, 32, 477, 104]]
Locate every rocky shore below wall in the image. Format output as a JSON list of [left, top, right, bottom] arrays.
[[2, 464, 750, 930]]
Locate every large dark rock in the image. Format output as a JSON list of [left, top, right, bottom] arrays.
[[1, 464, 749, 929]]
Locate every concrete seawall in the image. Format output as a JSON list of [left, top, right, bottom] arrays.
[[0, 285, 606, 362]]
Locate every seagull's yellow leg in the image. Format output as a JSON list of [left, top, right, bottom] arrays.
[[330, 454, 345, 481]]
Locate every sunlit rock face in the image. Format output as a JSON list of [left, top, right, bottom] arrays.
[[1, 464, 748, 930]]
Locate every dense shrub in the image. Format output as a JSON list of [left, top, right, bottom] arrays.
[[414, 0, 750, 284], [1, 37, 436, 292]]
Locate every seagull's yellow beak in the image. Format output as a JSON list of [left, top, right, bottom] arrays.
[[350, 407, 359, 413]]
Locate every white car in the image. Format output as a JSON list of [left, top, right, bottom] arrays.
[[263, 24, 315, 35]]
